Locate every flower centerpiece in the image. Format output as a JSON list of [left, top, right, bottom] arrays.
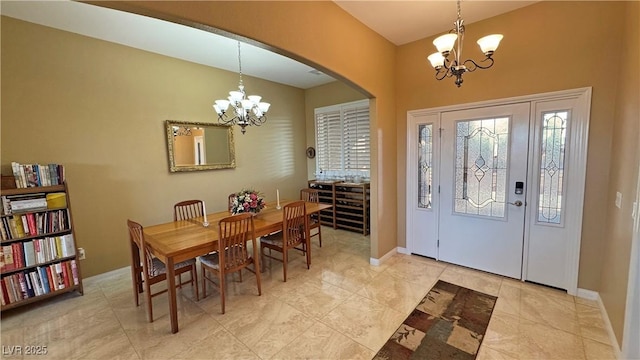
[[230, 189, 266, 215]]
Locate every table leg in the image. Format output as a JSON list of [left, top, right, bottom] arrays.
[[166, 257, 179, 333]]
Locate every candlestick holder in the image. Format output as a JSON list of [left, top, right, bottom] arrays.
[[203, 221, 210, 227]]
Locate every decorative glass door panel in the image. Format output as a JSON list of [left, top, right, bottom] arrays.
[[454, 118, 509, 218], [537, 111, 568, 225], [418, 124, 433, 209]]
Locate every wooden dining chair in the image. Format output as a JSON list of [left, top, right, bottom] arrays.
[[174, 199, 204, 221], [300, 188, 322, 247], [127, 219, 199, 322], [228, 193, 237, 212], [260, 201, 310, 282], [199, 213, 262, 314]]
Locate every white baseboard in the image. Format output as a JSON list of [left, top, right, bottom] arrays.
[[370, 247, 398, 266], [370, 247, 412, 265], [595, 293, 623, 359], [396, 247, 410, 255], [577, 288, 599, 301]]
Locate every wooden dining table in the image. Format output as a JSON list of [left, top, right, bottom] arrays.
[[142, 200, 332, 333]]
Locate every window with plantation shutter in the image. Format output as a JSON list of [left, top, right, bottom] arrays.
[[314, 100, 370, 178]]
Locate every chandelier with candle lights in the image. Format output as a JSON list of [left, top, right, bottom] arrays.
[[213, 41, 270, 134], [427, 0, 503, 87]]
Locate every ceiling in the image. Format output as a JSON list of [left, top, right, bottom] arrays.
[[335, 1, 538, 46], [1, 0, 538, 89]]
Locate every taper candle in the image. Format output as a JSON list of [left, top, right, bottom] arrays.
[[202, 201, 208, 223], [276, 189, 280, 208]]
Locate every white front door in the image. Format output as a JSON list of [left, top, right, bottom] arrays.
[[439, 103, 531, 278], [406, 88, 592, 293]]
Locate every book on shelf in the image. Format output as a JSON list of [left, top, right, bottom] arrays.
[[59, 234, 75, 257], [10, 163, 24, 189], [23, 241, 36, 267], [0, 279, 7, 305], [61, 262, 71, 288], [54, 262, 65, 290], [3, 245, 15, 272], [45, 266, 55, 292], [20, 215, 29, 236], [37, 166, 48, 188], [36, 213, 43, 234], [0, 220, 8, 241], [24, 165, 37, 188], [70, 260, 79, 286], [13, 276, 22, 301], [49, 165, 59, 186], [55, 238, 64, 259], [33, 239, 42, 264], [5, 276, 16, 303], [24, 271, 35, 298], [7, 218, 18, 239], [25, 214, 35, 237], [1, 196, 10, 216], [38, 266, 50, 293], [10, 199, 47, 212], [17, 273, 28, 300], [11, 243, 24, 269], [31, 271, 43, 296]]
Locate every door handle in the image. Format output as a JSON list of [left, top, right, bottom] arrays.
[[508, 200, 524, 207]]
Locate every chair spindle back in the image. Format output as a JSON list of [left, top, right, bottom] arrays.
[[174, 200, 204, 221], [218, 213, 255, 272]]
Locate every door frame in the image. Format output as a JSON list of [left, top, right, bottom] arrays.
[[406, 87, 591, 295], [621, 155, 640, 359]]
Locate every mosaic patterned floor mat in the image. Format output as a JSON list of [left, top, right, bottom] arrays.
[[374, 280, 497, 360]]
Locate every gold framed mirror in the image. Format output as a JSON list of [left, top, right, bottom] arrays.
[[165, 120, 235, 172]]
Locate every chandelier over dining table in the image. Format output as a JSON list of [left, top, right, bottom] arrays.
[[213, 41, 270, 134], [427, 0, 503, 87]]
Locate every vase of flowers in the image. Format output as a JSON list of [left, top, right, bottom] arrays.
[[230, 189, 266, 215]]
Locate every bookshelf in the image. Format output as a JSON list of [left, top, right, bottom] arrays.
[[308, 180, 370, 235], [0, 182, 83, 311]]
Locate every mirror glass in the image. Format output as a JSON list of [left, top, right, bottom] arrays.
[[166, 120, 235, 172]]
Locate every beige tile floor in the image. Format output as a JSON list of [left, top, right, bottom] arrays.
[[0, 227, 617, 359]]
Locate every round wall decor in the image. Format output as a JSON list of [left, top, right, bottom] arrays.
[[306, 146, 316, 159]]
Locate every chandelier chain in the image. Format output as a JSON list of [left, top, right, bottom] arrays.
[[237, 41, 243, 88]]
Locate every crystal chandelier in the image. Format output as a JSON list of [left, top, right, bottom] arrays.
[[213, 41, 270, 134], [427, 0, 503, 87]]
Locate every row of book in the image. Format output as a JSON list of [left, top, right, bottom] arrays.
[[0, 210, 70, 241], [1, 234, 76, 272], [10, 162, 65, 189], [1, 260, 79, 306]]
